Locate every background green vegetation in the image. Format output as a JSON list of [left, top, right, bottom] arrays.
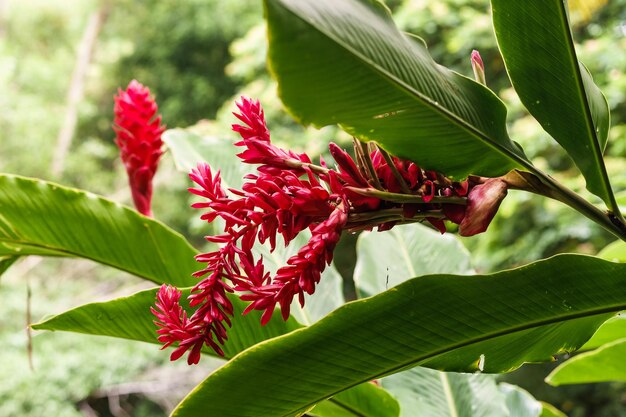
[[1, 0, 624, 415]]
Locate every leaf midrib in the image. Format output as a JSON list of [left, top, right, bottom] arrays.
[[274, 0, 536, 174], [554, 0, 614, 209], [274, 296, 623, 416]]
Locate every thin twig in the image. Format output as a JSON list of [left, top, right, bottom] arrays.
[[358, 140, 383, 190]]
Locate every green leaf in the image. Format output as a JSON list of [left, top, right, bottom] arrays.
[[35, 283, 397, 417], [581, 314, 626, 350], [499, 384, 542, 417], [597, 240, 626, 262], [32, 287, 302, 360], [171, 255, 626, 417], [265, 0, 531, 180], [309, 383, 400, 417], [163, 128, 253, 189], [0, 256, 19, 278], [546, 338, 626, 385], [382, 367, 509, 417], [539, 402, 567, 417], [354, 224, 472, 298], [491, 0, 615, 207], [0, 175, 198, 287]]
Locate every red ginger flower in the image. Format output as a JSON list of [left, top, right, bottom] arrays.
[[152, 96, 505, 364], [113, 80, 165, 217]]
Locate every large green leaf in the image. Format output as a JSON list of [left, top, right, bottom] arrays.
[[491, 0, 615, 207], [353, 224, 596, 374], [34, 288, 397, 417], [354, 224, 472, 298], [546, 338, 626, 385], [33, 287, 302, 360], [171, 255, 626, 417], [0, 175, 197, 287], [382, 367, 508, 417], [265, 0, 531, 180]]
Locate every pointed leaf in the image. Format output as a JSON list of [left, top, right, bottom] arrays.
[[539, 403, 567, 417], [491, 0, 615, 207], [34, 287, 397, 417], [171, 255, 626, 417], [581, 313, 626, 350], [32, 287, 302, 359], [546, 338, 626, 385], [265, 0, 531, 180], [382, 367, 508, 417], [0, 175, 198, 287]]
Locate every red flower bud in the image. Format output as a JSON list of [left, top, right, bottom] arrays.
[[113, 80, 165, 217], [459, 179, 507, 236], [471, 49, 486, 86]]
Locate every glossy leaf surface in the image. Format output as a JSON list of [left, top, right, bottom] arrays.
[[265, 0, 531, 180], [491, 0, 614, 206], [33, 287, 302, 359], [172, 255, 626, 417], [0, 175, 197, 287], [581, 314, 626, 350]]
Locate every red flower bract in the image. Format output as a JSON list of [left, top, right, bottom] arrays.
[[113, 80, 165, 217], [152, 96, 504, 364]]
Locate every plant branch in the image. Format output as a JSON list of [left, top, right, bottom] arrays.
[[498, 169, 626, 242]]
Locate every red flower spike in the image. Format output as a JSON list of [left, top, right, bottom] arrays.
[[152, 96, 510, 365], [113, 80, 165, 217]]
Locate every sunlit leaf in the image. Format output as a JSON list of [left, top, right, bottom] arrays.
[[546, 338, 626, 385], [0, 175, 197, 287]]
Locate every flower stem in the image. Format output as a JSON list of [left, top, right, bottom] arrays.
[[345, 186, 467, 205], [501, 169, 626, 242]]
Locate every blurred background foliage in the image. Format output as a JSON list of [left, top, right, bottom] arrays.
[[1, 0, 625, 415]]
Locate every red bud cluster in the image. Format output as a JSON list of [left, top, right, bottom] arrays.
[[113, 80, 165, 217], [152, 97, 506, 364]]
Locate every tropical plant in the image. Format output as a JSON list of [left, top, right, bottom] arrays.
[[3, 0, 626, 416]]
